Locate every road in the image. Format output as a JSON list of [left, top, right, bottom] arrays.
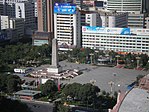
[[22, 100, 53, 112]]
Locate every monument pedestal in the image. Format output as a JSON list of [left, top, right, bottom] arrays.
[[47, 66, 62, 74]]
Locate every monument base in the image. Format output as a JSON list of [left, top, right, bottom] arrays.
[[47, 66, 62, 74]]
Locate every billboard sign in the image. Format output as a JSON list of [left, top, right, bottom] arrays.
[[131, 29, 149, 35], [82, 26, 130, 35], [54, 3, 76, 14]]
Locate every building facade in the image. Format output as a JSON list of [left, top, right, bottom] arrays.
[[86, 13, 100, 26], [0, 15, 9, 30], [98, 11, 128, 27], [82, 26, 149, 54], [107, 0, 142, 13], [37, 0, 53, 32], [128, 13, 144, 28], [54, 3, 81, 49], [106, 0, 148, 28], [145, 16, 149, 28], [10, 18, 25, 37], [15, 2, 35, 29], [84, 11, 128, 27]]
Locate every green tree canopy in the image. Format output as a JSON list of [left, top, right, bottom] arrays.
[[62, 83, 100, 104], [0, 96, 32, 112], [40, 80, 58, 96], [0, 74, 21, 93]]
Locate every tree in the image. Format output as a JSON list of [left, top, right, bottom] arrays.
[[0, 96, 32, 112], [62, 83, 100, 104], [40, 80, 58, 96], [0, 74, 21, 93], [0, 74, 9, 91], [62, 83, 82, 99], [78, 83, 100, 104], [6, 75, 22, 93], [140, 54, 149, 67], [54, 102, 70, 112]]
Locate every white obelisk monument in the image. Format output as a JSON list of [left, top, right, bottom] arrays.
[[47, 38, 62, 73]]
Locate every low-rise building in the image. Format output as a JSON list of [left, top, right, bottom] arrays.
[[32, 31, 52, 46], [14, 90, 41, 100], [82, 26, 149, 54]]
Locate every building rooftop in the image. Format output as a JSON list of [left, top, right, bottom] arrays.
[[80, 9, 127, 16], [15, 90, 41, 96], [119, 88, 149, 112]]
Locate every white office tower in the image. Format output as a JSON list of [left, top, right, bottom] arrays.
[[54, 3, 81, 50], [15, 2, 35, 34], [0, 15, 9, 30], [107, 0, 142, 13]]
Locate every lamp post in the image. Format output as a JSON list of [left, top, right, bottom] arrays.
[[116, 55, 120, 66], [108, 81, 114, 93], [90, 53, 94, 64], [136, 56, 141, 69]]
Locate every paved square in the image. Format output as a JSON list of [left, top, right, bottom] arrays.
[[60, 61, 149, 92]]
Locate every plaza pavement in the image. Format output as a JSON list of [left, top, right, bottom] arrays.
[[59, 61, 149, 92], [119, 88, 149, 112]]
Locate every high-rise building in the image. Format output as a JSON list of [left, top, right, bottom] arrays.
[[37, 0, 53, 32], [106, 0, 148, 28], [0, 15, 9, 30], [0, 0, 28, 17], [15, 2, 35, 30], [86, 13, 101, 26], [142, 0, 149, 14], [85, 11, 128, 27], [0, 4, 4, 15], [33, 0, 54, 46], [10, 18, 25, 37], [54, 3, 81, 49], [107, 0, 142, 13], [73, 0, 83, 9]]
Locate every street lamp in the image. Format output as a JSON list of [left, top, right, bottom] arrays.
[[136, 56, 141, 68], [108, 81, 114, 93], [116, 55, 120, 66], [90, 53, 94, 64]]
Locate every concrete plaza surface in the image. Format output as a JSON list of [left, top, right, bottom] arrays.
[[119, 88, 149, 112], [60, 61, 149, 92]]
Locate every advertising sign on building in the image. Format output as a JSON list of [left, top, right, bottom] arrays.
[[82, 26, 130, 35], [131, 29, 149, 35], [54, 3, 76, 14]]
